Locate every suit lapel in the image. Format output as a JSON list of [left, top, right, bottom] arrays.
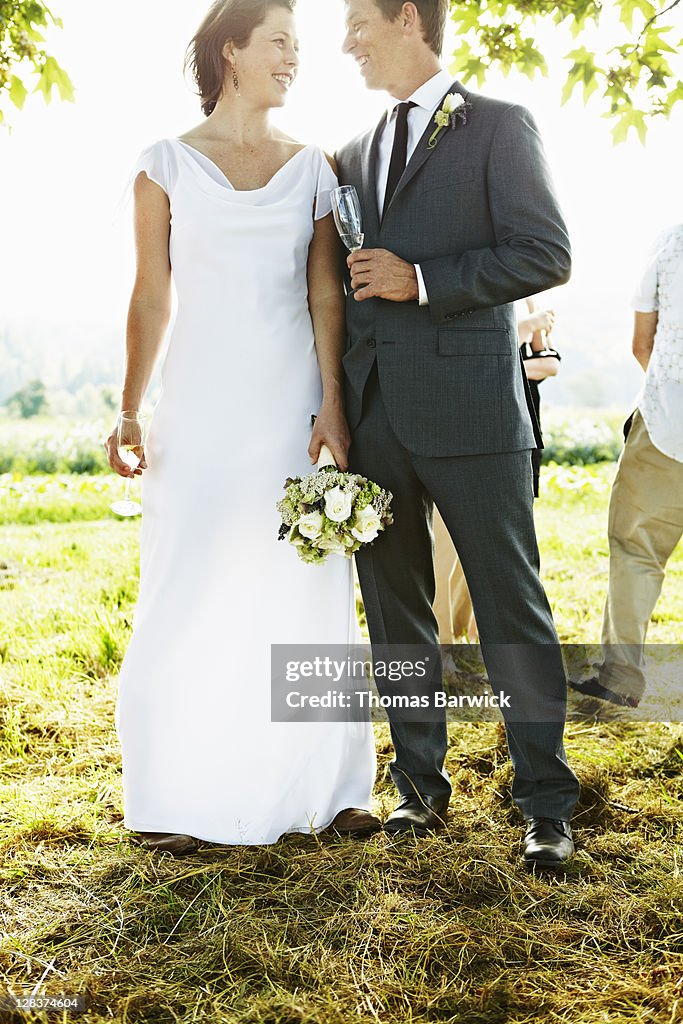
[[360, 116, 385, 240], [382, 81, 469, 221]]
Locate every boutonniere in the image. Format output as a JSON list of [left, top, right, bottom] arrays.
[[427, 93, 471, 149]]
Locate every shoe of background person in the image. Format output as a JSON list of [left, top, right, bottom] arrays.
[[522, 818, 574, 869], [569, 674, 640, 707], [383, 794, 449, 836]]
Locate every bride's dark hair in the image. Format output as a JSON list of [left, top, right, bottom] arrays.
[[185, 0, 297, 117]]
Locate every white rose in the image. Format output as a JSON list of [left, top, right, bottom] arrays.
[[351, 504, 382, 543], [297, 511, 324, 540], [442, 93, 464, 114], [324, 486, 354, 523], [317, 536, 348, 556]]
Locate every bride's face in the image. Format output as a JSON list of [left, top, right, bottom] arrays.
[[226, 7, 300, 109]]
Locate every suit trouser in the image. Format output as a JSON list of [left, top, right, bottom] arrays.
[[350, 365, 580, 821], [599, 408, 683, 701]]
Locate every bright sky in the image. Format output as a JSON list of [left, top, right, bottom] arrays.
[[1, 0, 682, 405]]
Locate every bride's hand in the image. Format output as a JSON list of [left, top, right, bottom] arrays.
[[104, 426, 148, 478], [308, 403, 351, 472]]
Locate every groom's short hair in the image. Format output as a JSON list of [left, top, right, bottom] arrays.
[[375, 0, 448, 56]]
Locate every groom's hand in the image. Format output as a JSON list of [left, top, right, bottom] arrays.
[[348, 249, 419, 303]]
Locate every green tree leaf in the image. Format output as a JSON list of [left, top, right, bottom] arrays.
[[33, 56, 61, 101], [1, 2, 73, 126], [610, 106, 648, 144], [447, 0, 683, 144], [9, 76, 28, 110], [55, 65, 75, 102], [619, 0, 657, 32]]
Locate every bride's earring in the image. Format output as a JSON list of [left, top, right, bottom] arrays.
[[232, 66, 240, 96]]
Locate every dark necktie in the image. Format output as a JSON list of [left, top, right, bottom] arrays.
[[383, 101, 417, 216]]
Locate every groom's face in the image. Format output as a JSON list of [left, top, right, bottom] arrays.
[[342, 0, 404, 93]]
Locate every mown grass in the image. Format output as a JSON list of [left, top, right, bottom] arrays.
[[1, 464, 682, 1023]]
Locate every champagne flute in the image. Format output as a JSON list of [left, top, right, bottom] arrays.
[[331, 185, 364, 253], [110, 411, 148, 518]]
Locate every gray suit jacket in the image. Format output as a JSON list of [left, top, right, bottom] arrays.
[[335, 82, 571, 457]]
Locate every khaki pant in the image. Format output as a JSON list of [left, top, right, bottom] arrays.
[[600, 408, 683, 700], [432, 508, 477, 644]]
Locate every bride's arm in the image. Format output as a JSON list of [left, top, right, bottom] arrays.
[[105, 172, 172, 478], [307, 163, 350, 471]]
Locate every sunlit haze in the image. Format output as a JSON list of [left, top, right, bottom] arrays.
[[1, 0, 682, 408]]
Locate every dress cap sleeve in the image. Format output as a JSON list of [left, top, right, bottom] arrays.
[[114, 139, 178, 223], [313, 147, 339, 220], [130, 139, 177, 198]]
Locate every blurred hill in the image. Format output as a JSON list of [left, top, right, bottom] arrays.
[[0, 318, 162, 418], [0, 306, 641, 418]]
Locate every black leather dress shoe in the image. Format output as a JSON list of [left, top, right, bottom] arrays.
[[522, 818, 574, 869], [384, 794, 450, 836]]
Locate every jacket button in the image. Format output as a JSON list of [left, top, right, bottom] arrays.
[[445, 313, 456, 321], [366, 338, 376, 348]]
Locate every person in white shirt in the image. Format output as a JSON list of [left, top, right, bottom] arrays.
[[571, 224, 683, 707]]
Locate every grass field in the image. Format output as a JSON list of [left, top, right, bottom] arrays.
[[1, 464, 682, 1023], [0, 409, 627, 477]]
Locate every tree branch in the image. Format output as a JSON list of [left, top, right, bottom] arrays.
[[630, 0, 682, 53]]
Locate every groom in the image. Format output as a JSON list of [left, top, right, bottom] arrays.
[[335, 0, 580, 867]]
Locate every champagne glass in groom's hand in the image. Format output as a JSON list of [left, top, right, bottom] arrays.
[[331, 186, 364, 253]]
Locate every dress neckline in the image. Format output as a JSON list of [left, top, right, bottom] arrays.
[[172, 139, 313, 193]]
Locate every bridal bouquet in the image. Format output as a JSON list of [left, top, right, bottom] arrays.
[[277, 446, 393, 565]]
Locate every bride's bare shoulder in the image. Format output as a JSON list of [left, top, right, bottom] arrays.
[[277, 133, 337, 171], [273, 132, 309, 156], [177, 123, 211, 145]]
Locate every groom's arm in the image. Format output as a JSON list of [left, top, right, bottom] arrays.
[[419, 104, 571, 326]]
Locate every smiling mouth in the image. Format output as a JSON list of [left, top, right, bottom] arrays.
[[273, 74, 294, 88], [357, 56, 369, 69]]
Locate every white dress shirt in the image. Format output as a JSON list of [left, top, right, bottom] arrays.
[[631, 224, 683, 462], [376, 68, 454, 306]]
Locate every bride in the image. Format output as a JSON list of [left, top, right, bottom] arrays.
[[105, 0, 378, 853]]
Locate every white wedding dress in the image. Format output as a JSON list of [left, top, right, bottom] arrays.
[[114, 139, 376, 845]]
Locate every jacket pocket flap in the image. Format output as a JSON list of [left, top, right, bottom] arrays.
[[423, 168, 475, 192], [438, 328, 512, 356]]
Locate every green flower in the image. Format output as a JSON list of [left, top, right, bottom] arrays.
[[428, 93, 469, 149]]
